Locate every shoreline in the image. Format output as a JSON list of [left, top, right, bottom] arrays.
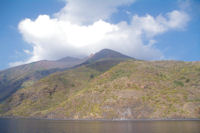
[[0, 116, 200, 121]]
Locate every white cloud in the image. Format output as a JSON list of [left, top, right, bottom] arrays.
[[131, 10, 189, 38], [56, 0, 135, 24], [23, 49, 31, 54], [161, 10, 189, 29], [9, 61, 27, 67], [10, 1, 190, 67]]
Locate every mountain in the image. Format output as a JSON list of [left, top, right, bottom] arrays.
[[85, 49, 133, 63], [0, 57, 85, 101], [79, 49, 134, 72], [57, 56, 82, 62], [0, 49, 199, 120], [0, 49, 132, 102]]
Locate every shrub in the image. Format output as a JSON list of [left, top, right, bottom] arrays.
[[90, 74, 94, 79], [174, 80, 184, 87], [185, 79, 190, 83]]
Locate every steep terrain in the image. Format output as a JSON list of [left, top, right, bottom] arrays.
[[82, 49, 133, 64], [0, 49, 199, 120], [79, 49, 134, 72], [0, 57, 85, 101]]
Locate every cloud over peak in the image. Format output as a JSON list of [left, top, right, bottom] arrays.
[[10, 0, 190, 67]]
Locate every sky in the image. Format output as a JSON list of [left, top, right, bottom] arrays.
[[0, 0, 200, 70]]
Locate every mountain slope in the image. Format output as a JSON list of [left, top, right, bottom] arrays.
[[0, 57, 85, 101], [79, 49, 134, 72], [0, 49, 132, 102], [0, 60, 199, 119], [87, 49, 132, 62]]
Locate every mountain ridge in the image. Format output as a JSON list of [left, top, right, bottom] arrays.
[[0, 49, 199, 120], [77, 49, 134, 72], [0, 56, 86, 101], [83, 49, 133, 64], [0, 49, 132, 101]]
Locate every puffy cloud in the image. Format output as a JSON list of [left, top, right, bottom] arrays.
[[56, 0, 135, 24], [131, 10, 189, 38], [10, 1, 190, 66], [160, 10, 189, 29]]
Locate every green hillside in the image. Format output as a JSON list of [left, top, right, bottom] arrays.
[[0, 57, 85, 101], [1, 60, 199, 119]]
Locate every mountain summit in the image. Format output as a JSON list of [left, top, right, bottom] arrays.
[[79, 49, 134, 72], [87, 49, 133, 62]]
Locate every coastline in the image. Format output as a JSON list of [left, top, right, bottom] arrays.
[[0, 116, 200, 121]]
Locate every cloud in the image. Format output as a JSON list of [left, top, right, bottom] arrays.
[[9, 61, 27, 67], [56, 0, 135, 24], [10, 0, 190, 67], [23, 49, 31, 54], [131, 10, 189, 38]]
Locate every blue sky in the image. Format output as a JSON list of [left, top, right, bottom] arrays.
[[0, 0, 64, 70], [0, 0, 200, 70]]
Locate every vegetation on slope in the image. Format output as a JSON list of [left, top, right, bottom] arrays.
[[0, 57, 85, 101], [0, 60, 199, 119]]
